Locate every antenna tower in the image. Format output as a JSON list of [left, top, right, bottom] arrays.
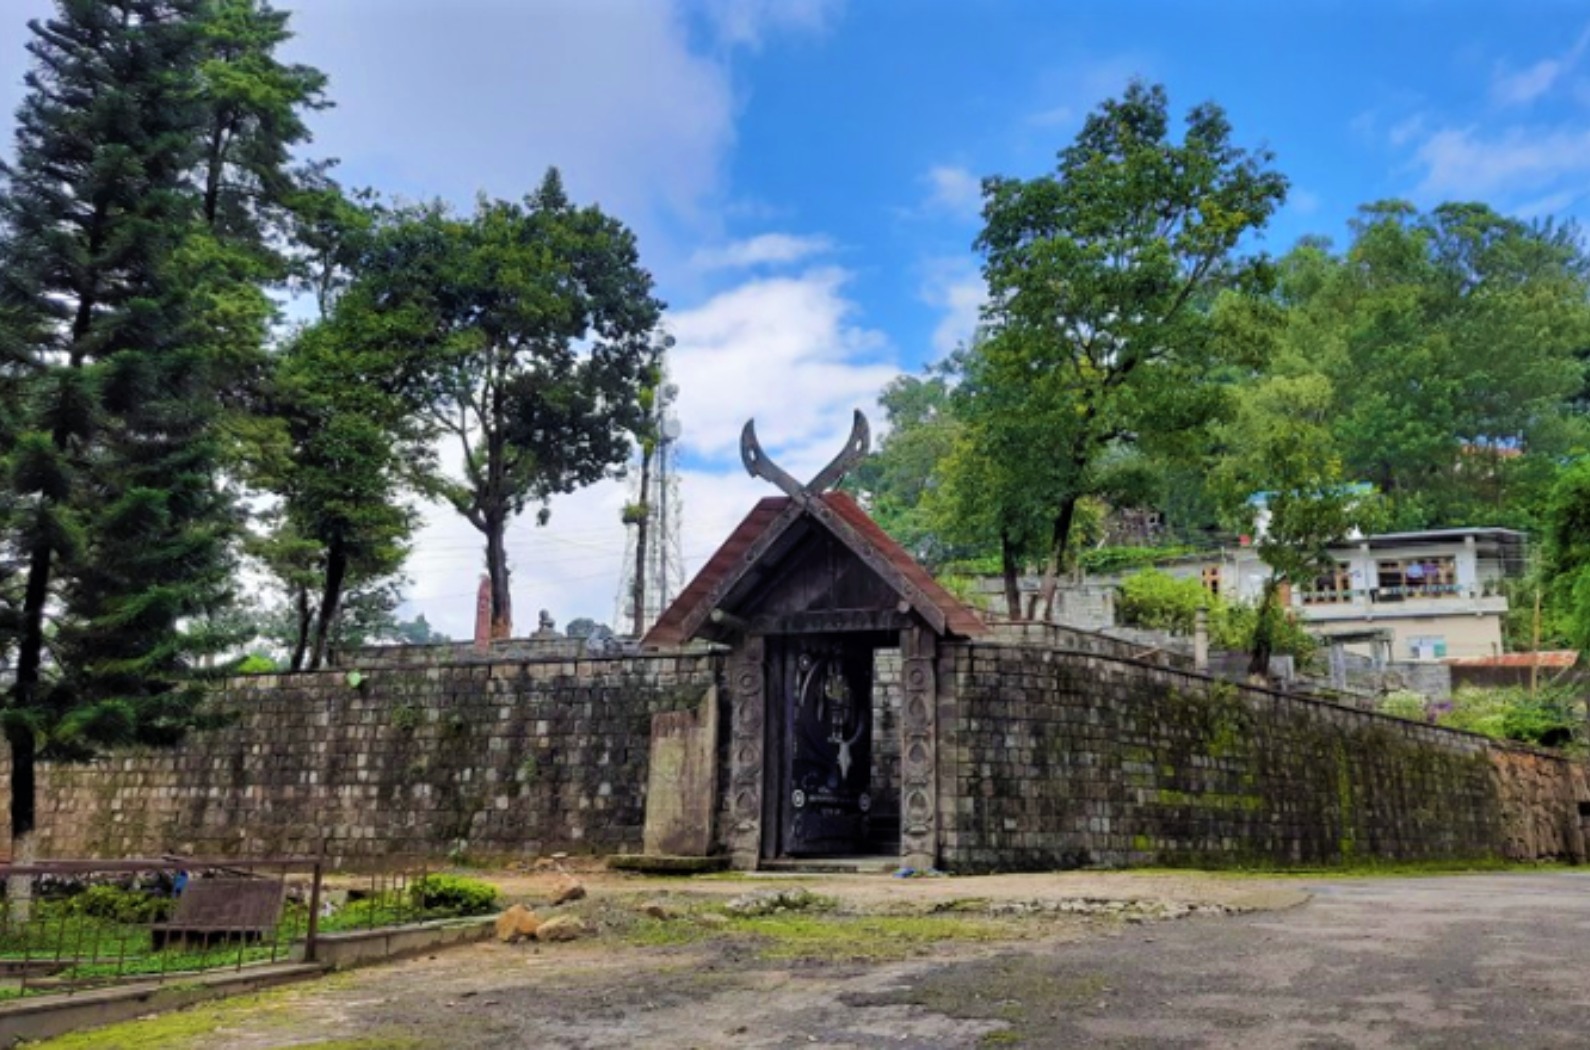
[[614, 367, 685, 636]]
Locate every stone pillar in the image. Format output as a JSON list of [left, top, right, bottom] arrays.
[[726, 636, 767, 870], [1193, 606, 1209, 672], [1329, 643, 1348, 692], [472, 575, 491, 654], [899, 626, 939, 871]]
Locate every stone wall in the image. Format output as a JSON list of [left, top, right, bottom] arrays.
[[938, 642, 1589, 872], [1, 651, 719, 862]]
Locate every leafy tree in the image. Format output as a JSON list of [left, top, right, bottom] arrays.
[[255, 313, 430, 670], [1210, 373, 1384, 674], [1543, 458, 1590, 652], [973, 81, 1289, 616], [845, 373, 970, 567], [1279, 203, 1590, 530], [339, 173, 666, 637]]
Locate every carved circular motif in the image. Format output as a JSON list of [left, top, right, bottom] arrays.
[[906, 697, 929, 723], [907, 742, 929, 766], [905, 790, 931, 819], [734, 789, 757, 815], [736, 670, 760, 692], [791, 789, 807, 809], [737, 745, 759, 768], [906, 667, 929, 689]]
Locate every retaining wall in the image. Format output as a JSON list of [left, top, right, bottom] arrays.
[[0, 652, 719, 861], [939, 641, 1589, 872]]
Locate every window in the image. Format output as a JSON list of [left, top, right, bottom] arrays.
[[1200, 565, 1221, 598], [1376, 557, 1458, 601], [1407, 635, 1447, 660], [1302, 563, 1353, 605]]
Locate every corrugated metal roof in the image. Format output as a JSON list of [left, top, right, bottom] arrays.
[[1445, 651, 1579, 669]]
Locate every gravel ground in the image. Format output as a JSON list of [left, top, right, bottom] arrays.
[[42, 870, 1590, 1050]]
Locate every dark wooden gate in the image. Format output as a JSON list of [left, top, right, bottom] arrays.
[[773, 637, 875, 856]]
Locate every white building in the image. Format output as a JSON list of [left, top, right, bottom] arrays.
[[1114, 528, 1527, 662]]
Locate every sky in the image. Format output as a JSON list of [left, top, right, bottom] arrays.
[[2, 0, 1589, 641]]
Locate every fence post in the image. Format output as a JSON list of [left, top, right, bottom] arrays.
[[305, 849, 324, 964]]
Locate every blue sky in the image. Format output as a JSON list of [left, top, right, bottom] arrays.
[[2, 0, 1588, 636]]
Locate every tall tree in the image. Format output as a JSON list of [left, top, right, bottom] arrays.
[[1280, 203, 1590, 529], [339, 173, 665, 636], [973, 81, 1289, 615], [0, 0, 214, 863]]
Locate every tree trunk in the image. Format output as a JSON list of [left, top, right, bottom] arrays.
[[308, 541, 348, 671], [1248, 576, 1280, 679], [289, 583, 313, 672], [6, 723, 36, 920], [485, 509, 512, 639], [631, 448, 654, 638], [1000, 531, 1021, 620], [1038, 496, 1079, 621]]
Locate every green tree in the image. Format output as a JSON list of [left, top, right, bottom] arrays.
[[1210, 373, 1383, 674], [973, 81, 1289, 616], [1280, 203, 1590, 529], [1543, 458, 1590, 652], [845, 373, 970, 567], [339, 173, 666, 637], [0, 0, 217, 862]]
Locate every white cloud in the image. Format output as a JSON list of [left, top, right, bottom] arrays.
[[1512, 189, 1580, 218], [1411, 124, 1590, 199], [920, 258, 986, 356], [920, 164, 983, 221], [697, 0, 842, 50], [400, 264, 896, 638], [690, 232, 835, 270], [668, 266, 898, 460], [1491, 26, 1590, 107]]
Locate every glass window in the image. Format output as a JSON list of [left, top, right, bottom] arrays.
[[1376, 557, 1458, 601], [1301, 563, 1353, 605], [1407, 635, 1448, 659]]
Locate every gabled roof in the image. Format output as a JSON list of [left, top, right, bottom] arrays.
[[642, 490, 985, 648]]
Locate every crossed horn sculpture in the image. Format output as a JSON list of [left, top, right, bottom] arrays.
[[740, 409, 871, 499]]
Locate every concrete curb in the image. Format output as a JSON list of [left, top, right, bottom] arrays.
[[0, 962, 324, 1048]]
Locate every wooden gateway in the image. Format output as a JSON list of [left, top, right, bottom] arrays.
[[643, 412, 984, 870]]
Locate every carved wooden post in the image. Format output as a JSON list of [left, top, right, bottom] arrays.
[[727, 636, 767, 870], [900, 625, 939, 870]]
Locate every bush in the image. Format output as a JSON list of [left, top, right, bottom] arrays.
[[1378, 690, 1429, 722], [1435, 686, 1583, 748], [69, 884, 173, 925], [1116, 569, 1316, 664], [409, 874, 498, 917]]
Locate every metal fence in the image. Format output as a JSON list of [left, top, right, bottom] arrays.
[[0, 854, 441, 1001]]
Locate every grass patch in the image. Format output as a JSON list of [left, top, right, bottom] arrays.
[[24, 987, 302, 1050]]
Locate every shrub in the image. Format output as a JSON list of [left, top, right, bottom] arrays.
[[1435, 686, 1583, 748], [409, 874, 498, 917], [69, 884, 173, 925], [1378, 690, 1429, 722], [1116, 569, 1316, 664]]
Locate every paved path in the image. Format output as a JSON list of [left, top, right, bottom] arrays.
[[876, 871, 1590, 1049]]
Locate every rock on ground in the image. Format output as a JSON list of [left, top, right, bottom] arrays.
[[494, 904, 541, 943], [534, 914, 588, 942]]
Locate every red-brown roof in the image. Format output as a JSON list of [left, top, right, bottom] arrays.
[[1445, 651, 1579, 669], [642, 490, 984, 648]]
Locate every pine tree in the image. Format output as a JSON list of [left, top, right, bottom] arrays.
[[0, 0, 217, 855]]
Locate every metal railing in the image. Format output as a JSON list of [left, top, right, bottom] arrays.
[[0, 856, 324, 1000]]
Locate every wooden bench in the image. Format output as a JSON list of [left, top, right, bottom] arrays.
[[150, 876, 286, 950]]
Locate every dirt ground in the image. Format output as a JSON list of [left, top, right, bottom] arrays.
[[34, 867, 1307, 1050]]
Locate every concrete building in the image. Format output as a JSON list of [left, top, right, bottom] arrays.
[[1111, 527, 1528, 661]]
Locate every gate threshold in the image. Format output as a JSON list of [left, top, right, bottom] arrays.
[[758, 856, 898, 875]]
